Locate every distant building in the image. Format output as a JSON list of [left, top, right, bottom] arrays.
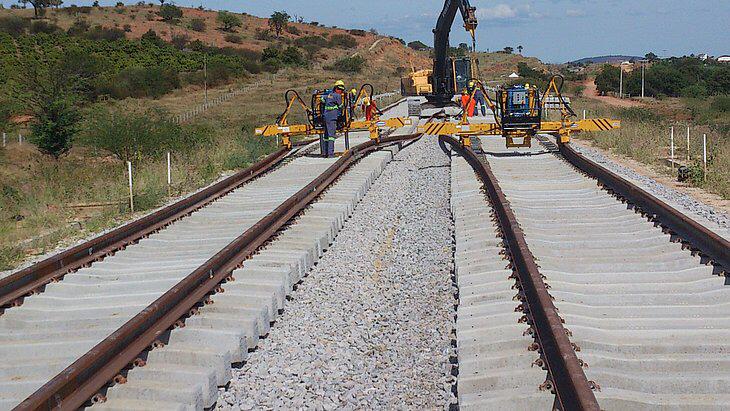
[[718, 55, 730, 63], [698, 53, 709, 61]]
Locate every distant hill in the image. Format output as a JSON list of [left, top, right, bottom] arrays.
[[568, 55, 644, 65]]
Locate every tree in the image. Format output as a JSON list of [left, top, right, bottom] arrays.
[[268, 11, 290, 37], [30, 95, 79, 159], [517, 45, 523, 54], [216, 11, 241, 32], [158, 4, 182, 22], [407, 40, 430, 51], [503, 46, 513, 54], [19, 0, 49, 17], [645, 52, 658, 62], [594, 64, 620, 95]]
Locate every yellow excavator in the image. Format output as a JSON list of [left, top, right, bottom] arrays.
[[401, 0, 479, 106]]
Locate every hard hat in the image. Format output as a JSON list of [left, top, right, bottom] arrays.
[[334, 80, 345, 90], [468, 80, 475, 87], [462, 88, 468, 94], [350, 88, 357, 93]]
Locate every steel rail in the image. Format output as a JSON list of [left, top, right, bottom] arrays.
[[0, 139, 316, 311], [560, 142, 729, 272], [16, 132, 423, 411], [439, 135, 600, 411]]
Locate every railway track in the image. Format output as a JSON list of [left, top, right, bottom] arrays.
[[443, 132, 730, 410], [2, 97, 728, 410], [0, 100, 423, 410]]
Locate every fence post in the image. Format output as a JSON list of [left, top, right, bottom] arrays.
[[686, 125, 690, 161], [2, 132, 5, 147], [702, 134, 707, 182], [670, 126, 674, 170], [167, 152, 172, 196], [127, 161, 134, 213], [583, 109, 586, 120], [18, 133, 22, 144]]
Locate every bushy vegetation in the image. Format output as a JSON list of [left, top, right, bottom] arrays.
[[325, 56, 365, 73], [217, 11, 241, 32], [158, 4, 182, 23], [80, 105, 208, 162], [328, 33, 357, 49], [188, 17, 206, 32], [595, 57, 730, 98]]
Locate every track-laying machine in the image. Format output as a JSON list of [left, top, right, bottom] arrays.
[[255, 84, 412, 155]]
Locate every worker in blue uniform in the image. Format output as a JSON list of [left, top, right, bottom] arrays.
[[469, 80, 487, 117], [322, 80, 346, 158]]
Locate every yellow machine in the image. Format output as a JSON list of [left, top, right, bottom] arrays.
[[255, 84, 413, 153], [418, 76, 621, 148], [401, 68, 433, 96]]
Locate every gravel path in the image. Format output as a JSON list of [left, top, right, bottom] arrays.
[[570, 142, 730, 235], [218, 138, 456, 410]]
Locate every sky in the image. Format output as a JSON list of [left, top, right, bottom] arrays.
[[93, 1, 728, 63]]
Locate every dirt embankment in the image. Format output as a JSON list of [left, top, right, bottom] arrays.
[[582, 79, 644, 108]]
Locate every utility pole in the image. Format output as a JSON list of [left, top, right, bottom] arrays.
[[641, 62, 645, 98], [619, 66, 623, 98]]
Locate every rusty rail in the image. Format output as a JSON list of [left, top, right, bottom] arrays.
[[0, 140, 316, 311], [16, 133, 422, 410], [560, 142, 729, 272], [439, 135, 600, 411]]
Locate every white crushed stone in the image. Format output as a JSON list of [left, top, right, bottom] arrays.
[[218, 138, 456, 410], [571, 142, 729, 236]]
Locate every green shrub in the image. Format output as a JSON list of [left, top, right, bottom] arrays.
[[680, 83, 708, 98], [285, 25, 300, 35], [325, 55, 364, 73], [254, 28, 273, 41], [711, 95, 730, 112], [217, 11, 242, 32], [98, 66, 180, 99], [171, 33, 189, 49], [224, 33, 243, 44], [30, 95, 80, 159], [189, 17, 206, 32], [0, 15, 28, 36], [30, 20, 61, 34], [86, 25, 126, 41], [67, 19, 90, 36], [328, 33, 357, 48], [81, 105, 208, 162], [158, 4, 183, 22]]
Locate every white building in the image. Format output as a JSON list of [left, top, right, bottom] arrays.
[[718, 55, 730, 63]]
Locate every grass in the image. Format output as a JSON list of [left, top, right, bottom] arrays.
[[0, 66, 401, 271], [570, 94, 730, 199]]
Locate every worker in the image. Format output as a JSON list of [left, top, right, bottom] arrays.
[[349, 88, 358, 119], [322, 80, 346, 158], [460, 88, 475, 117], [363, 95, 377, 121], [473, 85, 487, 116]]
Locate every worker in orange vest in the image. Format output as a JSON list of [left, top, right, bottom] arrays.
[[460, 89, 475, 117], [364, 96, 377, 121]]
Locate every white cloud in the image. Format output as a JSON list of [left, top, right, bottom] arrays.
[[480, 4, 518, 19], [566, 9, 586, 17]]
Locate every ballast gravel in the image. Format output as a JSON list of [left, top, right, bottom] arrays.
[[218, 138, 456, 410], [571, 142, 729, 235]]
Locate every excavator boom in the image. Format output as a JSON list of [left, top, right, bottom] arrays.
[[432, 0, 478, 98]]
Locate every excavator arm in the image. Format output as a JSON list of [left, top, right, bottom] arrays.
[[432, 0, 478, 97]]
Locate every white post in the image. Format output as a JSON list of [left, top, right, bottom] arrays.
[[127, 161, 134, 213], [2, 132, 5, 147], [686, 126, 690, 161], [619, 68, 623, 98], [670, 126, 675, 170], [18, 133, 22, 144], [583, 109, 586, 120], [702, 134, 707, 181], [166, 152, 172, 195], [641, 63, 645, 99]]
